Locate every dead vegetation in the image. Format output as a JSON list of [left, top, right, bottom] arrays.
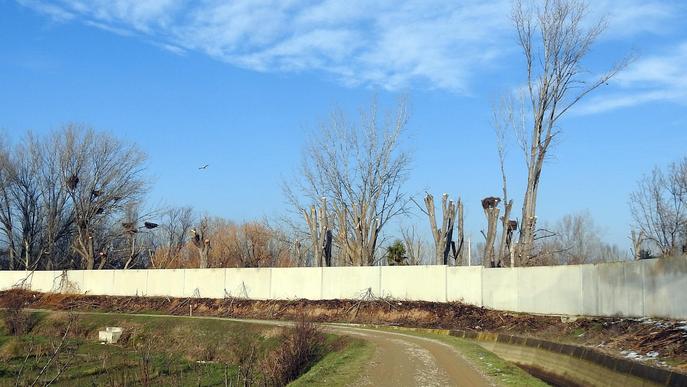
[[261, 317, 326, 386], [1, 289, 685, 374]]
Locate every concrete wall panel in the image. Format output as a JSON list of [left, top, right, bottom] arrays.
[[28, 271, 63, 293], [446, 266, 482, 306], [0, 271, 31, 291], [380, 265, 446, 302], [580, 264, 599, 316], [225, 268, 272, 299], [517, 265, 582, 315], [623, 261, 645, 317], [322, 266, 380, 300], [183, 269, 226, 298], [482, 268, 518, 312], [112, 270, 148, 296], [81, 270, 115, 295], [596, 262, 629, 316], [146, 269, 185, 297], [642, 257, 687, 319], [270, 267, 322, 300], [64, 271, 86, 294]]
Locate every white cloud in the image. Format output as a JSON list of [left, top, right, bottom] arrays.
[[576, 42, 687, 115], [16, 0, 686, 96]]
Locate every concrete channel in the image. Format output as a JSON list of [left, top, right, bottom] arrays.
[[450, 330, 687, 387]]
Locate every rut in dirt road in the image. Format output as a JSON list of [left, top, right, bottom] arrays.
[[325, 325, 491, 387]]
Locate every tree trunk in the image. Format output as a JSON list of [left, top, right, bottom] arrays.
[[517, 156, 543, 265], [424, 193, 458, 265], [483, 206, 500, 267], [497, 200, 513, 267]]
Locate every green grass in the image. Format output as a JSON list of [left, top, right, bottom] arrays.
[[289, 337, 374, 387], [0, 310, 284, 386], [374, 328, 549, 387]]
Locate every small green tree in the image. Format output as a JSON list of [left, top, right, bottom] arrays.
[[386, 240, 408, 266]]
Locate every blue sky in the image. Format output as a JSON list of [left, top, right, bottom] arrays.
[[1, 0, 686, 251]]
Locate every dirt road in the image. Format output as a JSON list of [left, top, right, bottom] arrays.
[[325, 325, 492, 387]]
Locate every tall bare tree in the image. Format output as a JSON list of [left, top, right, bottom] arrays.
[[511, 0, 626, 264], [286, 98, 411, 266], [492, 97, 518, 267], [57, 125, 147, 269], [37, 133, 74, 270], [630, 158, 687, 257]]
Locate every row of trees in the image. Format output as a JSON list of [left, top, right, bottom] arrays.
[[0, 127, 296, 270]]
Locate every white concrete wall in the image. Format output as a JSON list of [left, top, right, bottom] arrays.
[[446, 266, 482, 305], [321, 266, 380, 299], [184, 269, 226, 298], [381, 265, 446, 302], [641, 257, 687, 318], [225, 268, 271, 299], [270, 267, 322, 300], [515, 265, 582, 316], [113, 270, 148, 297], [482, 268, 518, 311], [26, 271, 61, 293], [81, 270, 115, 295], [1, 257, 686, 319], [146, 269, 184, 297]]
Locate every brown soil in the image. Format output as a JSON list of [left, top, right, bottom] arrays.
[[1, 289, 685, 374]]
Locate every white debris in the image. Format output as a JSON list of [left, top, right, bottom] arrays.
[[98, 327, 123, 344]]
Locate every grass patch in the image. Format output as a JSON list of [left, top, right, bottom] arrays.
[[289, 337, 374, 387], [0, 310, 332, 386]]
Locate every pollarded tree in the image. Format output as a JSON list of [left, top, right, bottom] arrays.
[[511, 0, 627, 264], [286, 98, 411, 266]]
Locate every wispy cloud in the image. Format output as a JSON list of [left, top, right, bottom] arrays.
[[17, 0, 686, 98], [576, 42, 687, 115]]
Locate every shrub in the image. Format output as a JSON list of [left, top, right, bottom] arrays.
[[261, 317, 326, 386], [2, 291, 36, 335]]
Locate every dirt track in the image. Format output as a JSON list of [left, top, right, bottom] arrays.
[[325, 325, 491, 386]]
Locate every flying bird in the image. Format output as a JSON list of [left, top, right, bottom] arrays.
[[198, 164, 209, 170]]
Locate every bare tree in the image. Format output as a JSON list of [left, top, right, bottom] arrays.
[[400, 225, 425, 265], [0, 135, 46, 270], [630, 158, 687, 257], [285, 98, 411, 266], [511, 0, 627, 264], [492, 98, 518, 267], [57, 125, 147, 269], [149, 206, 194, 269], [37, 133, 74, 270], [536, 211, 625, 265], [0, 139, 18, 269]]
